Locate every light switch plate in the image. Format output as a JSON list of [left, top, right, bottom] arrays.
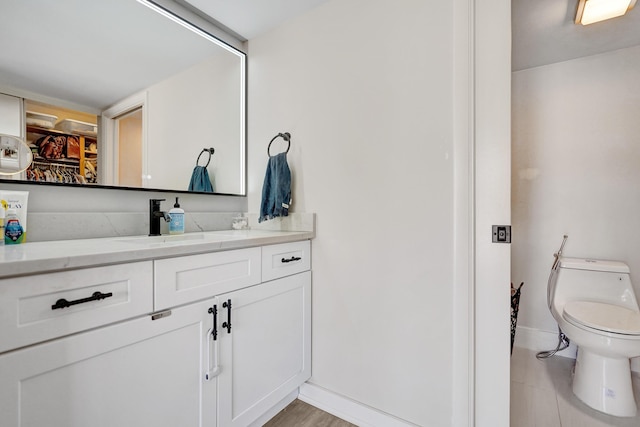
[[492, 225, 511, 243]]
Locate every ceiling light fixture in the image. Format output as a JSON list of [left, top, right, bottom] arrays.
[[576, 0, 636, 25]]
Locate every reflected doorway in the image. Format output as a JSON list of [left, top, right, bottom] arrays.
[[101, 91, 148, 188], [116, 108, 142, 187]]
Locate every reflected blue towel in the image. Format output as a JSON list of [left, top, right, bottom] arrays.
[[259, 153, 291, 223], [188, 166, 214, 193]]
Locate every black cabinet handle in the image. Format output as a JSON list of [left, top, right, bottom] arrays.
[[222, 299, 232, 334], [51, 291, 113, 310], [208, 305, 218, 341], [281, 256, 302, 263]]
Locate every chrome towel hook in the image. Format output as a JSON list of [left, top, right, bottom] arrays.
[[197, 147, 215, 167], [267, 132, 291, 157]]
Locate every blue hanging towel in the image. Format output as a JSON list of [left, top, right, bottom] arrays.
[[259, 152, 291, 223], [188, 165, 214, 193]]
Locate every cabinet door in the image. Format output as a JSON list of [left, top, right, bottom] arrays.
[[217, 271, 311, 427], [0, 93, 23, 137], [0, 299, 217, 427]]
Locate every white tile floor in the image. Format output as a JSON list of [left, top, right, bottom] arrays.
[[510, 347, 640, 427]]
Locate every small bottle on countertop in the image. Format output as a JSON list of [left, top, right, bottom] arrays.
[[0, 207, 5, 246], [232, 215, 248, 230], [4, 209, 24, 244], [169, 197, 185, 235]]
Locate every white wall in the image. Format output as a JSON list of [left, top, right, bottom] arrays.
[[512, 46, 640, 341], [247, 1, 457, 425]]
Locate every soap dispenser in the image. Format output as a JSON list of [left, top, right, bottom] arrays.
[[169, 197, 185, 235]]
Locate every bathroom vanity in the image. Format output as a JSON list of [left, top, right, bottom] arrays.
[[0, 230, 312, 427]]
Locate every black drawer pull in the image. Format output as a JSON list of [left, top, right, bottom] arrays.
[[51, 291, 113, 310], [281, 256, 302, 263]]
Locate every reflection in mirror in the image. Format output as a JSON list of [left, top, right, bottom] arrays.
[[24, 100, 98, 184], [0, 135, 32, 175], [0, 0, 246, 195], [116, 108, 143, 188]]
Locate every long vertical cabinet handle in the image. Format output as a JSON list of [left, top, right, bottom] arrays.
[[222, 299, 232, 334], [209, 305, 218, 341], [205, 305, 220, 381]]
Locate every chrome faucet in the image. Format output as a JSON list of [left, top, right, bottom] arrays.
[[149, 199, 171, 236]]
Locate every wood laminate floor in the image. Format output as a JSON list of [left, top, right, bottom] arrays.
[[264, 399, 356, 427]]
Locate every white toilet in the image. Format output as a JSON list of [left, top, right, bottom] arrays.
[[549, 257, 640, 417]]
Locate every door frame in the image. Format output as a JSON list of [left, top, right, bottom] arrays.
[[100, 91, 148, 187], [453, 0, 511, 426]]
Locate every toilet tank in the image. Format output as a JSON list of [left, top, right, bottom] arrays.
[[553, 258, 639, 311]]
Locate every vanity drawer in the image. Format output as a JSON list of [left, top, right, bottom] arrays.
[[262, 240, 311, 282], [154, 247, 261, 310], [0, 261, 153, 354]]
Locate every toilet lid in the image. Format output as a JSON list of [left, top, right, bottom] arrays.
[[563, 301, 640, 335]]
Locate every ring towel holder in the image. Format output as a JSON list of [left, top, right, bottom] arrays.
[[197, 147, 215, 167], [267, 132, 291, 157]]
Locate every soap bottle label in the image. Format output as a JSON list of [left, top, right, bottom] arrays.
[[169, 213, 184, 234], [5, 217, 24, 244]]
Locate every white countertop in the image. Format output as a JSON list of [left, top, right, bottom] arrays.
[[0, 229, 314, 279]]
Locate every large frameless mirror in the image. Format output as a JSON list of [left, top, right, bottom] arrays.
[[0, 0, 246, 195]]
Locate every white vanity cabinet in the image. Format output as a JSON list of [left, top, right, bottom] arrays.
[[0, 261, 154, 354], [217, 270, 311, 427], [0, 287, 217, 427], [0, 237, 312, 427], [154, 247, 261, 311], [157, 241, 312, 427]]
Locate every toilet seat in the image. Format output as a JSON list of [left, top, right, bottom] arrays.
[[563, 301, 640, 335]]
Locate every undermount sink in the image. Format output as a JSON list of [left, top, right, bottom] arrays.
[[117, 232, 236, 246]]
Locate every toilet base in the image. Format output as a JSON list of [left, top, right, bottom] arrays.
[[572, 349, 637, 417]]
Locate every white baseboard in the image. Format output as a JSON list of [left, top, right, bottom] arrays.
[[514, 325, 640, 373], [298, 383, 418, 427]]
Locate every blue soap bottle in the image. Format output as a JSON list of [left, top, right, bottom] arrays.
[[169, 197, 185, 234]]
